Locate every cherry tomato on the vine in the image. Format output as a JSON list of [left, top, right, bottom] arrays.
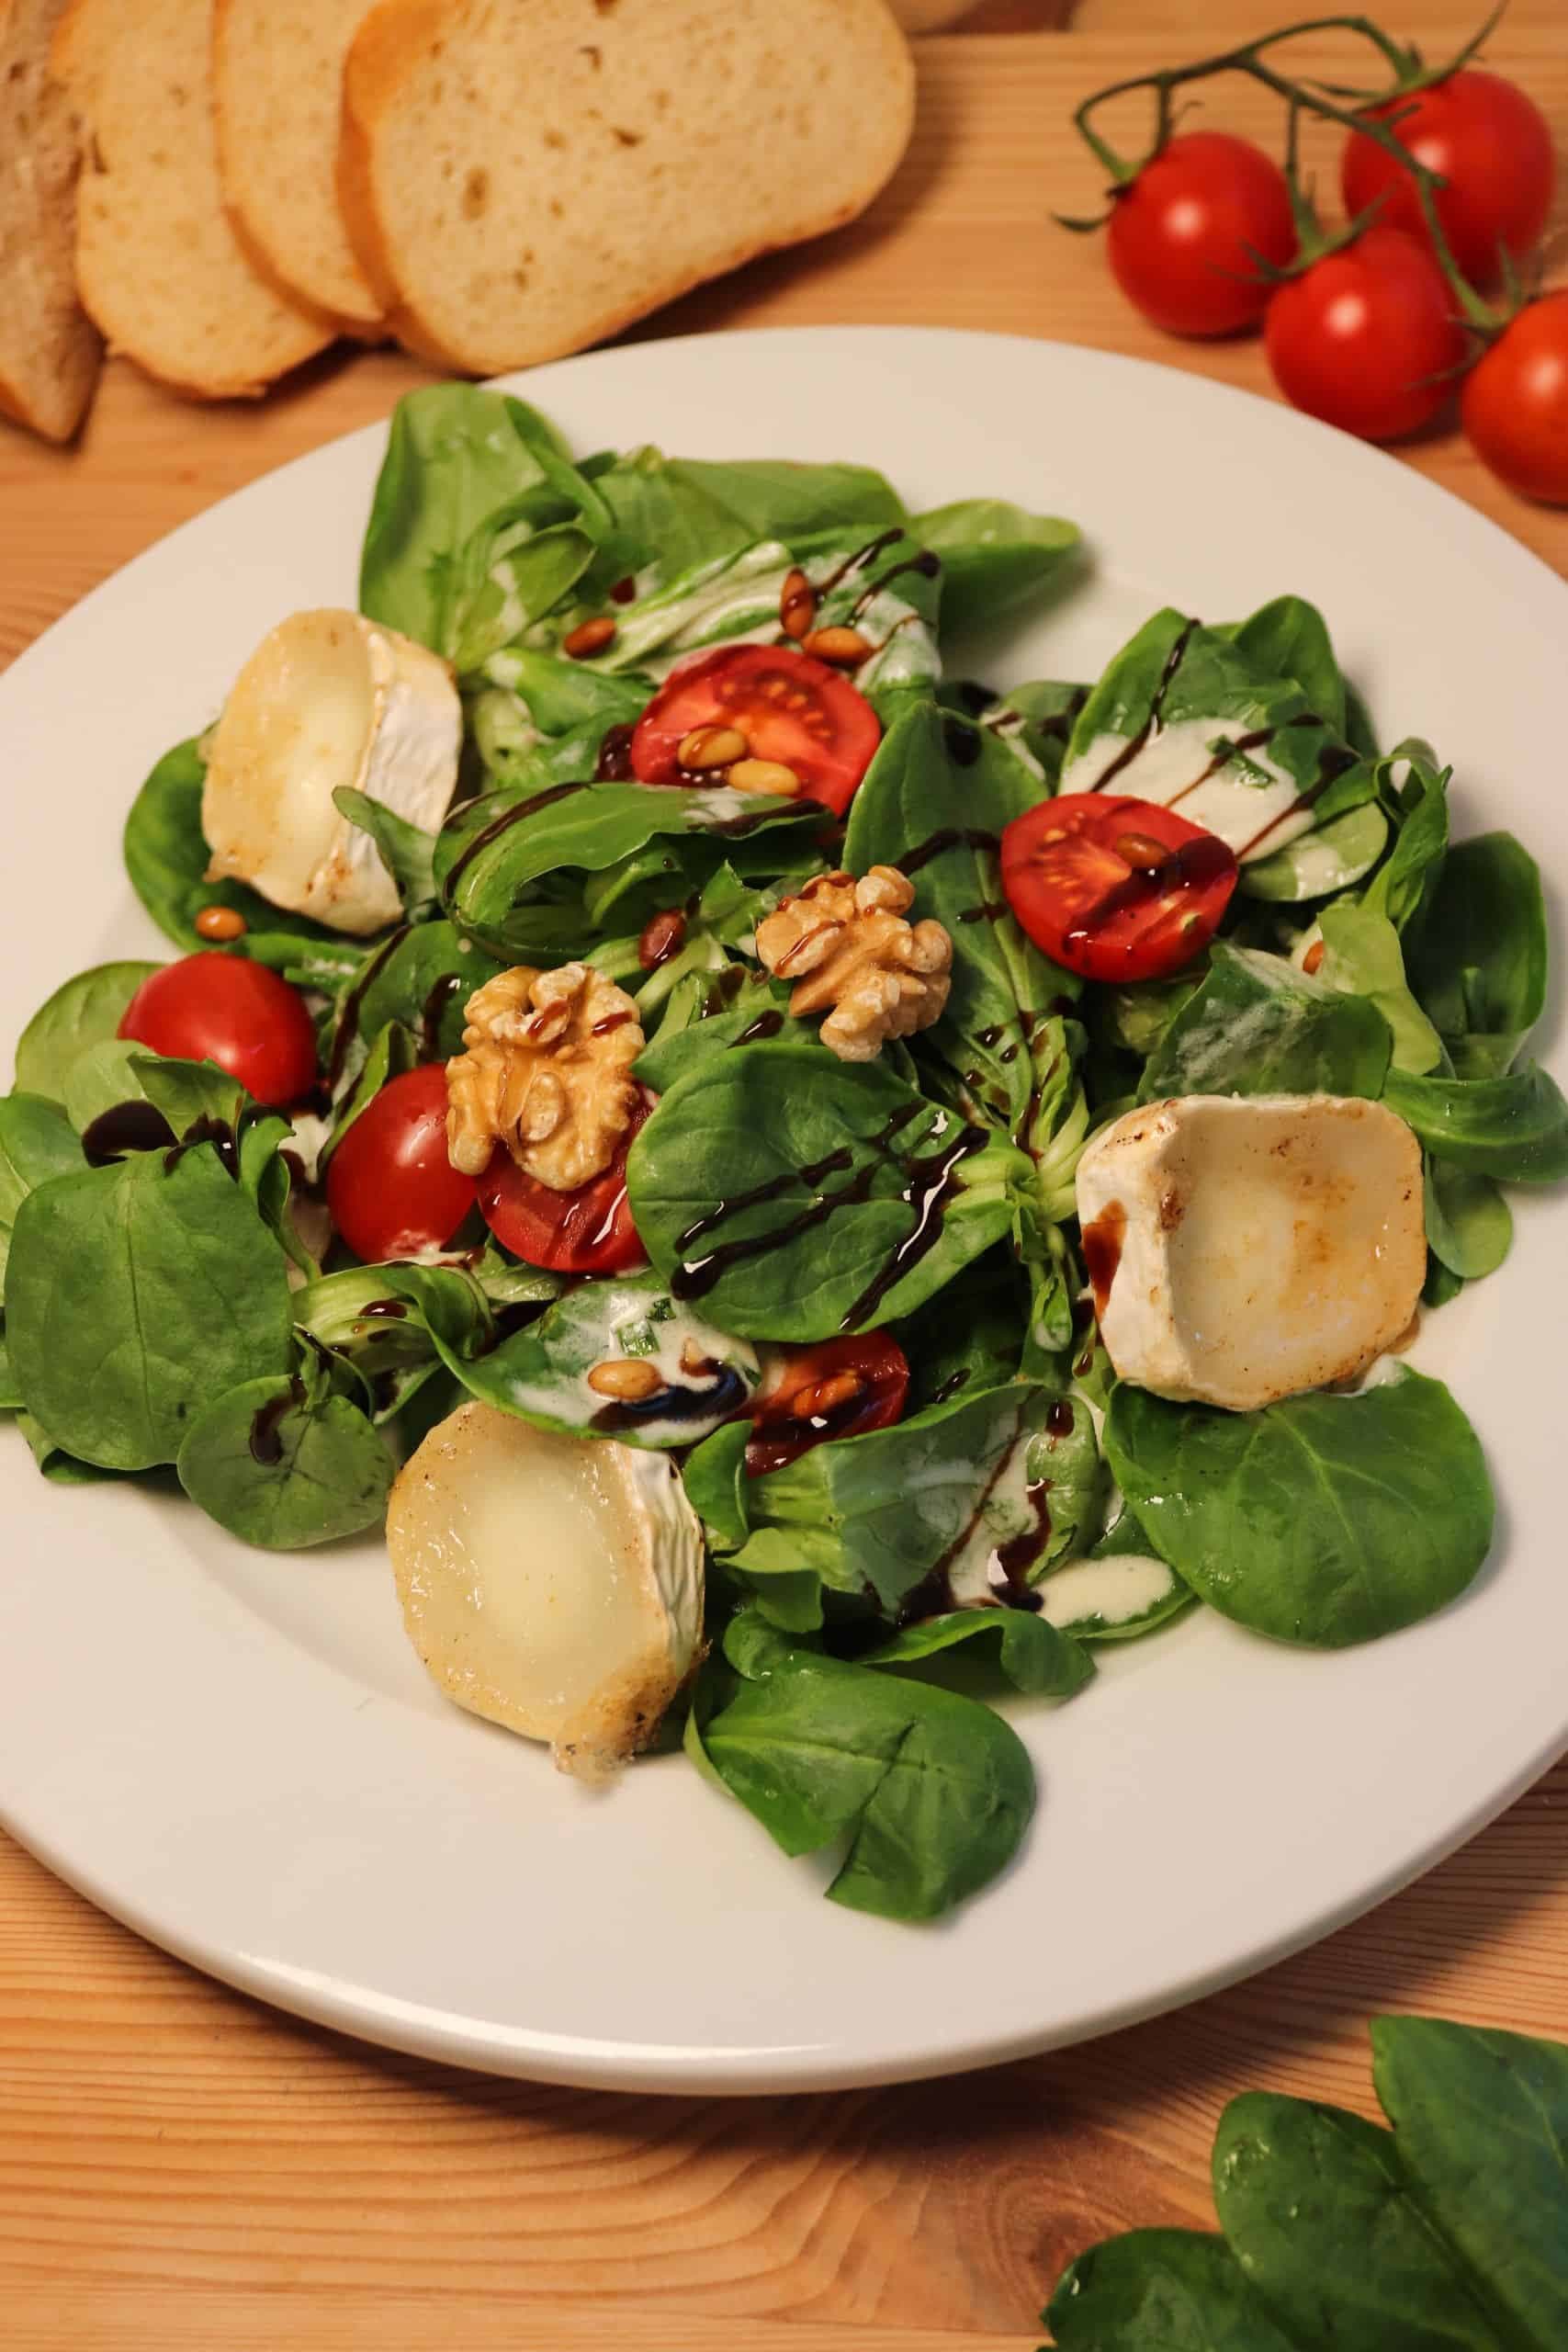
[[1341, 71, 1555, 286], [630, 644, 881, 817], [325, 1063, 478, 1263], [1461, 294, 1568, 505], [746, 1335, 910, 1478], [478, 1089, 652, 1275], [1105, 132, 1296, 338], [118, 952, 318, 1106], [1263, 227, 1465, 442], [1001, 794, 1236, 985]]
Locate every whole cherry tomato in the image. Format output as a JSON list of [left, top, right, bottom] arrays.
[[1264, 227, 1466, 442], [630, 645, 881, 816], [1000, 794, 1236, 984], [118, 953, 318, 1106], [746, 1335, 911, 1477], [1106, 131, 1296, 337], [1461, 294, 1568, 505], [1341, 70, 1555, 285], [478, 1090, 652, 1275], [325, 1063, 478, 1263]]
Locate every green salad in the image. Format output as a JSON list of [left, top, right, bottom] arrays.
[[5, 383, 1563, 1922]]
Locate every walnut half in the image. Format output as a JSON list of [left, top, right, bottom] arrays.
[[754, 865, 953, 1063], [446, 962, 645, 1193]]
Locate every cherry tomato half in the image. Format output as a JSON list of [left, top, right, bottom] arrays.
[[1341, 71, 1555, 287], [1461, 293, 1568, 505], [746, 1335, 910, 1479], [630, 644, 881, 817], [118, 952, 318, 1106], [1106, 132, 1296, 338], [1000, 794, 1236, 985], [325, 1063, 478, 1263], [1263, 227, 1466, 443], [478, 1090, 652, 1275]]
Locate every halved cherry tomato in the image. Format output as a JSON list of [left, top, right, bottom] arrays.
[[478, 1089, 652, 1274], [630, 644, 881, 817], [1107, 132, 1297, 338], [326, 1063, 477, 1262], [1341, 71, 1554, 287], [746, 1335, 910, 1478], [118, 952, 318, 1106], [1000, 795, 1236, 984]]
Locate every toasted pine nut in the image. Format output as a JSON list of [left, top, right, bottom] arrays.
[[678, 724, 748, 770], [563, 616, 616, 659], [730, 757, 801, 797], [587, 1358, 663, 1401], [637, 909, 688, 970], [1114, 831, 1171, 869], [780, 567, 816, 641], [1303, 939, 1325, 975], [799, 1370, 863, 1417], [195, 904, 246, 943], [803, 625, 873, 668]]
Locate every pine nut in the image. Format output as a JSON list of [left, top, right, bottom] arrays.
[[637, 909, 687, 970], [799, 1370, 863, 1417], [1303, 939, 1325, 975], [730, 757, 801, 797], [195, 904, 247, 943], [678, 724, 748, 770], [803, 625, 874, 668], [780, 567, 816, 641], [587, 1358, 663, 1401], [563, 616, 616, 659], [1114, 831, 1172, 869]]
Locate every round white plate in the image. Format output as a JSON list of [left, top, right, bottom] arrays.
[[1, 328, 1563, 2094]]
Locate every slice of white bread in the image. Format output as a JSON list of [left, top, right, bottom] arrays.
[[51, 0, 334, 399], [339, 0, 915, 376], [213, 0, 387, 334], [0, 0, 101, 441]]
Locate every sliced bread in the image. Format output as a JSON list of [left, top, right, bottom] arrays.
[[0, 0, 101, 442], [339, 0, 916, 376], [213, 0, 387, 334], [51, 0, 334, 399]]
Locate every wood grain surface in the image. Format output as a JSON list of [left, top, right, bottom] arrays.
[[4, 10, 1567, 2348]]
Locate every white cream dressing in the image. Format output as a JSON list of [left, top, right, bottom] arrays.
[[1065, 717, 1318, 865], [1036, 1552, 1179, 1631]]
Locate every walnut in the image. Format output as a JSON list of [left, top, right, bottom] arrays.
[[754, 865, 953, 1063], [446, 962, 645, 1193]]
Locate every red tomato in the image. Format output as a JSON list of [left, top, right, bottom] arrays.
[[1000, 794, 1236, 985], [630, 644, 881, 817], [118, 953, 318, 1106], [478, 1090, 651, 1275], [1263, 227, 1466, 442], [1341, 71, 1554, 285], [746, 1335, 910, 1478], [326, 1064, 477, 1262], [1105, 132, 1296, 338], [1461, 294, 1568, 504]]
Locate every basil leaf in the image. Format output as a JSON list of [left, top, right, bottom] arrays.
[[1383, 1063, 1568, 1183], [1047, 2229, 1297, 2349], [176, 1372, 393, 1549], [1139, 944, 1392, 1104], [14, 962, 159, 1103], [1106, 1369, 1494, 1647]]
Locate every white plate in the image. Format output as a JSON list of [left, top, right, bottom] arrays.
[[1, 328, 1564, 2094]]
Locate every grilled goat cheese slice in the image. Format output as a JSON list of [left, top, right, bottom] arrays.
[[202, 608, 460, 934], [387, 1402, 704, 1780], [1076, 1093, 1425, 1412]]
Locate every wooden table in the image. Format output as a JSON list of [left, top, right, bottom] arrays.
[[4, 13, 1567, 2348]]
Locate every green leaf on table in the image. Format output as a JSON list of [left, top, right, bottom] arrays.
[[1047, 2229, 1298, 2350]]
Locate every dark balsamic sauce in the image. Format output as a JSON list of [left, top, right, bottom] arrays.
[[1081, 1200, 1126, 1318], [733, 1011, 784, 1046], [164, 1114, 241, 1179], [814, 527, 906, 599], [594, 724, 637, 781], [1095, 617, 1197, 786], [248, 1377, 306, 1465], [927, 1368, 971, 1408], [901, 825, 1000, 876], [358, 1299, 410, 1321], [1063, 831, 1236, 964], [442, 782, 592, 899], [847, 548, 940, 623], [942, 717, 982, 766], [326, 922, 412, 1090], [420, 971, 463, 1060], [987, 1480, 1053, 1608], [81, 1101, 176, 1165]]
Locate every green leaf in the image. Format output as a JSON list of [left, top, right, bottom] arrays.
[[860, 1606, 1093, 1696], [1213, 2092, 1506, 2350], [333, 788, 437, 919], [1424, 1159, 1513, 1282], [0, 1094, 82, 1282], [721, 1528, 828, 1632], [123, 737, 355, 956], [667, 453, 906, 548], [680, 1416, 752, 1549], [905, 497, 1078, 632], [14, 962, 159, 1102], [1317, 902, 1444, 1075], [1047, 2229, 1297, 2349], [1406, 831, 1547, 1055], [1106, 1369, 1494, 1648], [176, 1371, 393, 1548], [1240, 797, 1389, 902], [1361, 751, 1451, 933], [62, 1039, 156, 1135], [6, 1152, 294, 1470], [1372, 2016, 1568, 2351], [627, 1042, 1025, 1341], [698, 1615, 1035, 1920], [1037, 1506, 1194, 1644], [1383, 1063, 1568, 1183], [343, 920, 503, 1063], [1139, 944, 1392, 1104], [1224, 593, 1348, 732]]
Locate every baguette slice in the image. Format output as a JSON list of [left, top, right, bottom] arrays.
[[340, 0, 915, 376], [51, 0, 333, 399], [0, 0, 101, 441], [213, 0, 387, 334]]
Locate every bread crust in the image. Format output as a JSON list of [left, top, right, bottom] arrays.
[[338, 0, 916, 378], [0, 0, 101, 440]]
